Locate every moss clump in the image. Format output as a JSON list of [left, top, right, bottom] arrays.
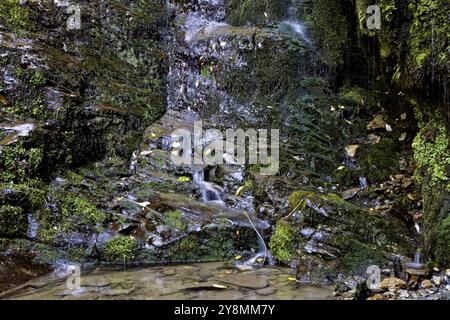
[[435, 215, 450, 266], [340, 239, 387, 274], [269, 221, 295, 264], [37, 194, 106, 242], [0, 205, 26, 237], [60, 195, 106, 227], [357, 138, 399, 183], [29, 70, 46, 88], [227, 0, 289, 26], [167, 236, 198, 261], [0, 142, 43, 183], [0, 0, 37, 33], [104, 236, 138, 264], [412, 110, 450, 189], [164, 210, 186, 231]]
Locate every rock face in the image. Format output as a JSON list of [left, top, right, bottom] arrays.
[[0, 0, 448, 292]]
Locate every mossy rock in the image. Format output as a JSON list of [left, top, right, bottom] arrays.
[[103, 236, 138, 264], [0, 205, 27, 237], [269, 220, 296, 264]]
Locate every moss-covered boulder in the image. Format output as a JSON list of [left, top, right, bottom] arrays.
[[281, 189, 415, 279]]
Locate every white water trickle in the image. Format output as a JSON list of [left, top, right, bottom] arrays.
[[414, 249, 422, 265], [414, 222, 421, 234], [280, 6, 312, 44], [359, 176, 369, 189], [193, 169, 225, 205]]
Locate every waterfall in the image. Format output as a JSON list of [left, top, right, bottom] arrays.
[[414, 249, 422, 265], [279, 6, 312, 44], [193, 169, 225, 205]]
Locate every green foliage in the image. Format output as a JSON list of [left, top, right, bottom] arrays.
[[357, 138, 398, 183], [269, 221, 295, 264], [0, 205, 26, 237], [104, 236, 137, 264]]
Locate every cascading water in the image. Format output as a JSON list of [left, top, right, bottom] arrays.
[[280, 6, 312, 44], [193, 169, 224, 204], [405, 248, 425, 270]]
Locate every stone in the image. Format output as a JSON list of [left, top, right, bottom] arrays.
[[367, 293, 385, 300], [255, 287, 276, 296], [431, 275, 443, 286], [379, 277, 407, 292], [398, 289, 410, 299], [421, 279, 433, 289]]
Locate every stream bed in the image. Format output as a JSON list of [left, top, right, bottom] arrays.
[[0, 262, 333, 300]]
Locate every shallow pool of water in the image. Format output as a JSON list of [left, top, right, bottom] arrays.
[[1, 262, 334, 300]]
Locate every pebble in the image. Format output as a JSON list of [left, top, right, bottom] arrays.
[[255, 287, 276, 296], [421, 279, 433, 289]]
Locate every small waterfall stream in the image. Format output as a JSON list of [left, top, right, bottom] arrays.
[[193, 167, 271, 267]]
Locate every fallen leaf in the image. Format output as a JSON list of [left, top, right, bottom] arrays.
[[212, 284, 227, 289], [367, 115, 386, 130], [368, 134, 381, 144], [399, 132, 407, 141], [136, 201, 151, 207], [235, 255, 242, 260], [288, 277, 297, 281], [236, 185, 246, 196], [345, 144, 360, 158]]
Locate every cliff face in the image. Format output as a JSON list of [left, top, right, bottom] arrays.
[[0, 0, 168, 273]]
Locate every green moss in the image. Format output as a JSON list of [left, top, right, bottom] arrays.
[[104, 236, 138, 264], [164, 210, 186, 231], [412, 110, 450, 189], [357, 138, 399, 183], [30, 70, 46, 88], [434, 215, 450, 266], [340, 239, 387, 274], [0, 0, 37, 33], [60, 195, 106, 227], [167, 237, 198, 261], [0, 205, 26, 237], [269, 221, 295, 264], [227, 0, 288, 26], [0, 142, 43, 183]]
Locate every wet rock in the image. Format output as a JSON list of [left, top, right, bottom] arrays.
[[379, 277, 407, 292], [421, 279, 433, 289], [256, 287, 276, 296]]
